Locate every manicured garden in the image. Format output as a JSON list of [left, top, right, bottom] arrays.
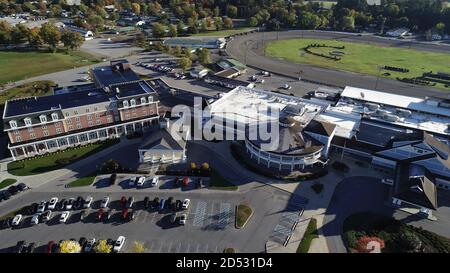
[[7, 139, 119, 176], [0, 80, 55, 105], [343, 212, 450, 253], [67, 173, 97, 188], [0, 178, 17, 189], [296, 218, 319, 253], [0, 50, 99, 85], [265, 38, 450, 90], [236, 204, 253, 228]]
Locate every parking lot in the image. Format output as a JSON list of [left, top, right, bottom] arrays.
[[0, 183, 302, 253]]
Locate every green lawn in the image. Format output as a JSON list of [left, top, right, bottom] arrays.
[[67, 173, 96, 188], [191, 27, 254, 37], [297, 218, 319, 253], [0, 178, 17, 189], [7, 139, 119, 176], [209, 169, 238, 190], [0, 50, 99, 85], [266, 38, 450, 90], [236, 204, 253, 228], [0, 80, 55, 105]]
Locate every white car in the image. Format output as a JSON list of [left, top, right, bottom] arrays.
[[182, 199, 190, 210], [37, 201, 46, 213], [47, 197, 58, 210], [179, 214, 187, 225], [83, 196, 93, 209], [31, 214, 40, 225], [256, 79, 265, 84], [60, 211, 70, 223], [100, 196, 110, 208], [113, 236, 126, 252], [136, 176, 146, 188], [41, 210, 52, 222], [151, 177, 159, 187], [12, 214, 23, 226], [65, 198, 75, 210], [84, 238, 96, 252], [282, 84, 292, 90]]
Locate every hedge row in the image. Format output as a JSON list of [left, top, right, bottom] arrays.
[[304, 46, 341, 61], [396, 77, 436, 86], [383, 65, 409, 73]]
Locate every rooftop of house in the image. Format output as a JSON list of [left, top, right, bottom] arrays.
[[91, 60, 141, 87]]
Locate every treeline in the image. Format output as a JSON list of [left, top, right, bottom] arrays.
[[0, 21, 84, 52], [0, 0, 449, 35]]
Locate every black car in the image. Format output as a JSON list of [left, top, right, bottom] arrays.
[[28, 203, 38, 214], [16, 241, 26, 253], [8, 185, 19, 195], [0, 218, 11, 229], [58, 199, 66, 210], [109, 173, 117, 186], [26, 242, 36, 253], [104, 210, 112, 222], [173, 177, 180, 187], [143, 197, 150, 209], [126, 197, 134, 208], [167, 197, 174, 209], [1, 191, 11, 200], [79, 210, 87, 221], [175, 200, 182, 211], [195, 179, 202, 189], [127, 210, 135, 221], [17, 183, 28, 191], [75, 197, 84, 209], [152, 197, 159, 209], [79, 237, 87, 248]]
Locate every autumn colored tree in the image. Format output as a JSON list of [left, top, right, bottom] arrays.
[[355, 236, 385, 253], [94, 240, 112, 253], [59, 240, 81, 253], [39, 22, 61, 52], [130, 241, 146, 253]]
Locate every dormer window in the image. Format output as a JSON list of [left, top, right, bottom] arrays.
[[24, 118, 32, 126], [130, 99, 136, 106], [141, 97, 146, 104], [40, 115, 47, 123], [51, 113, 59, 121], [9, 120, 17, 128], [123, 101, 129, 108], [148, 96, 153, 102]]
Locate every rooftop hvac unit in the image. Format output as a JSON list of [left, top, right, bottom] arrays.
[[396, 108, 412, 117], [365, 102, 380, 111], [115, 87, 120, 94]]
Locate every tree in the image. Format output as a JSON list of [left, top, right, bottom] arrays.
[[10, 24, 28, 45], [190, 162, 197, 170], [39, 22, 61, 52], [176, 21, 185, 35], [248, 17, 259, 27], [182, 47, 192, 59], [133, 32, 146, 47], [27, 27, 42, 49], [223, 18, 233, 29], [130, 241, 146, 253], [396, 231, 422, 253], [299, 12, 322, 30], [226, 5, 238, 18], [131, 3, 141, 15], [355, 236, 385, 253], [86, 15, 104, 31], [178, 57, 192, 72], [196, 48, 211, 65], [267, 19, 281, 31], [152, 22, 166, 38], [60, 30, 84, 51], [339, 16, 355, 31], [168, 24, 177, 37], [94, 240, 112, 253], [59, 240, 81, 253], [435, 22, 445, 35], [174, 45, 182, 56], [201, 162, 210, 170], [214, 17, 223, 30]]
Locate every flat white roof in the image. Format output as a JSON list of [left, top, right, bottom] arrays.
[[315, 109, 361, 139], [340, 86, 450, 117]]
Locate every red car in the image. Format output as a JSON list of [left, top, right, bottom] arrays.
[[97, 209, 104, 221], [46, 241, 55, 253], [122, 208, 129, 220], [120, 196, 127, 208], [182, 177, 189, 187]]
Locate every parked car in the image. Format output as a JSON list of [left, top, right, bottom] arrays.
[[1, 190, 11, 200], [182, 177, 189, 187], [84, 238, 96, 252], [136, 176, 146, 188], [175, 200, 182, 211], [41, 210, 52, 222], [57, 199, 66, 210], [97, 209, 105, 221], [167, 197, 174, 209], [60, 211, 70, 223], [15, 241, 26, 253], [169, 213, 178, 224], [17, 183, 28, 191], [79, 237, 87, 249], [173, 177, 180, 187], [1, 217, 12, 229], [143, 197, 150, 209], [8, 185, 19, 195], [104, 209, 112, 221], [11, 214, 23, 226], [29, 203, 38, 214], [129, 177, 136, 187], [127, 209, 135, 221], [83, 196, 93, 209], [46, 241, 56, 253], [74, 196, 84, 209], [65, 198, 75, 210], [113, 236, 126, 253], [25, 242, 36, 253], [126, 197, 134, 208], [179, 214, 187, 225], [182, 199, 190, 210], [37, 201, 46, 213], [120, 196, 127, 208], [100, 196, 110, 208], [122, 208, 129, 220], [152, 197, 160, 209], [30, 214, 40, 225], [159, 199, 166, 210], [281, 84, 292, 90], [47, 197, 58, 210], [151, 176, 159, 187], [79, 210, 87, 222]]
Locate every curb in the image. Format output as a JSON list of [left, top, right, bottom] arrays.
[[235, 205, 253, 229]]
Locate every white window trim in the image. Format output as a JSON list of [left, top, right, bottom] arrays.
[[51, 113, 59, 121], [40, 115, 47, 123], [9, 120, 17, 128], [24, 118, 32, 126]]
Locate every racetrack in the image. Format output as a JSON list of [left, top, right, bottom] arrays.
[[226, 30, 450, 99]]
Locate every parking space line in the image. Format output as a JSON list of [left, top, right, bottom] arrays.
[[167, 241, 173, 252], [186, 242, 190, 253], [158, 241, 164, 253], [209, 202, 215, 226], [204, 244, 209, 253], [176, 242, 182, 253], [196, 243, 200, 253], [214, 245, 218, 253]]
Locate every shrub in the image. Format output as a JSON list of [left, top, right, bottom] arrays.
[[355, 236, 385, 253]]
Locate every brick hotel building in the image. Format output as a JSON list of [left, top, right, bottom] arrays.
[[2, 60, 161, 160]]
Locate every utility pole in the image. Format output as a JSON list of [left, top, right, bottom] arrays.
[[374, 65, 382, 90]]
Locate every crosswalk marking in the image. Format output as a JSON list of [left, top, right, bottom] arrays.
[[193, 201, 207, 227], [218, 202, 231, 229]]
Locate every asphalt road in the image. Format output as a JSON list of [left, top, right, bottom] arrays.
[[226, 30, 450, 99]]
